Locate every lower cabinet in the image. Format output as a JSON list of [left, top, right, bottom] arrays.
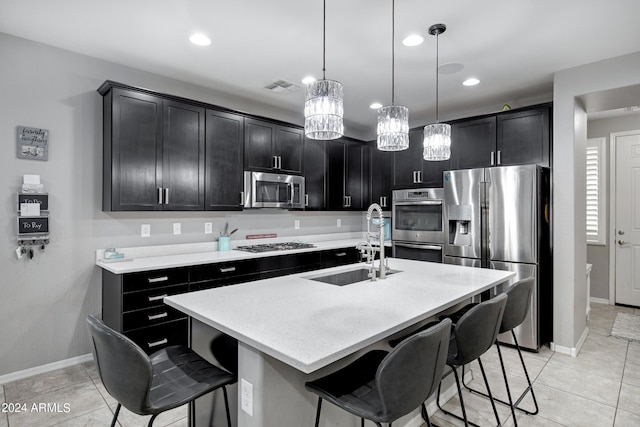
[[101, 247, 360, 353]]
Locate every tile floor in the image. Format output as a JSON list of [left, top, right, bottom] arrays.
[[0, 302, 639, 427]]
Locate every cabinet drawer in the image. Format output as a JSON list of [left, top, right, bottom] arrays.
[[123, 268, 188, 293], [122, 305, 187, 332], [125, 319, 188, 355], [320, 248, 359, 268], [190, 259, 259, 283], [123, 283, 189, 312]]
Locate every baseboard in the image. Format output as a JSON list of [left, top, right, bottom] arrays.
[[0, 353, 93, 385], [590, 297, 610, 305], [550, 326, 589, 357]]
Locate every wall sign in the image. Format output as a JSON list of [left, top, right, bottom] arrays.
[[17, 193, 49, 211], [17, 126, 49, 161], [18, 216, 49, 235]]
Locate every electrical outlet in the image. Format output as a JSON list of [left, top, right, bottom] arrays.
[[141, 224, 151, 237], [173, 223, 181, 235], [205, 222, 213, 234], [241, 378, 253, 416], [337, 218, 342, 227], [294, 219, 300, 230]]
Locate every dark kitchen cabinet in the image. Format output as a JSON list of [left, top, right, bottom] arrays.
[[100, 84, 205, 211], [303, 137, 326, 209], [326, 139, 369, 210], [450, 104, 551, 170], [244, 118, 304, 174], [369, 141, 393, 209], [392, 129, 450, 189], [205, 110, 244, 210]]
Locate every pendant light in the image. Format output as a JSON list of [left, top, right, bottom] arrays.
[[423, 23, 451, 161], [377, 0, 409, 151], [304, 0, 344, 140]]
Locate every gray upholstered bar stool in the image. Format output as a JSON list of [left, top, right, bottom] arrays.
[[435, 293, 508, 427], [305, 319, 451, 427], [86, 315, 237, 427], [450, 278, 539, 422]]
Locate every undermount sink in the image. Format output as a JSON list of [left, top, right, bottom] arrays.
[[307, 267, 399, 286]]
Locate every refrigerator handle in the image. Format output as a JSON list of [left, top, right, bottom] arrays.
[[480, 180, 490, 268]]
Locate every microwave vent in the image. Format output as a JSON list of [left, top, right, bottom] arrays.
[[264, 79, 301, 94]]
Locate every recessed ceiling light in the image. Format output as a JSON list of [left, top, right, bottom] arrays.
[[402, 34, 424, 47], [463, 78, 480, 86], [189, 33, 211, 46], [301, 76, 316, 85], [370, 102, 383, 109]]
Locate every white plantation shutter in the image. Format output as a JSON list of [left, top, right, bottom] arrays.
[[586, 137, 606, 244]]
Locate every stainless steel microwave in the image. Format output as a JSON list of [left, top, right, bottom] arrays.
[[243, 171, 305, 209]]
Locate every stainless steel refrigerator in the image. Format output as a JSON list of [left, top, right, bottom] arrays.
[[443, 165, 552, 351]]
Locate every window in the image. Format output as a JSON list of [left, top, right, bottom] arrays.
[[586, 137, 606, 245]]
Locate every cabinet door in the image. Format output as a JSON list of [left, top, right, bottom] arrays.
[[107, 88, 163, 211], [369, 142, 393, 209], [345, 142, 368, 210], [450, 116, 497, 169], [303, 137, 326, 209], [162, 100, 205, 210], [244, 118, 275, 171], [325, 139, 346, 209], [497, 107, 550, 166], [421, 158, 450, 188], [392, 129, 425, 188], [205, 110, 244, 210], [276, 126, 304, 174]]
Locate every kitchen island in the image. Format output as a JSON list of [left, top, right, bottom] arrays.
[[165, 258, 514, 427]]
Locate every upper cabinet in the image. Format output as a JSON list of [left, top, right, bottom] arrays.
[[101, 86, 204, 211], [369, 141, 393, 209], [326, 139, 369, 210], [303, 137, 326, 210], [205, 110, 244, 210], [450, 104, 551, 170], [244, 118, 304, 175], [392, 129, 450, 189]]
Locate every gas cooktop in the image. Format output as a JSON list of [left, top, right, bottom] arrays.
[[235, 242, 316, 253]]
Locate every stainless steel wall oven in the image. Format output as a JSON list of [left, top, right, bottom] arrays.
[[392, 188, 444, 263]]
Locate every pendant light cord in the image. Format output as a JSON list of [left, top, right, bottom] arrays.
[[322, 0, 326, 80], [435, 29, 439, 123], [391, 0, 395, 105]]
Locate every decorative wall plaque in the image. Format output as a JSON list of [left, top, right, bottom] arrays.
[[17, 126, 49, 160]]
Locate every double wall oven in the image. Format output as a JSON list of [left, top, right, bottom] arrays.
[[392, 188, 444, 263]]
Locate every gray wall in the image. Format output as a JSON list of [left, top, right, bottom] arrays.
[[0, 33, 363, 376], [553, 52, 640, 352], [587, 114, 640, 300]]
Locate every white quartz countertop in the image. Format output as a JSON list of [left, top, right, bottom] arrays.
[[96, 237, 367, 274], [165, 259, 514, 374]]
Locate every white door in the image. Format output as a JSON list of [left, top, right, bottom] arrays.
[[615, 130, 640, 306]]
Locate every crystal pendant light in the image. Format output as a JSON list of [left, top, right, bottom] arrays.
[[423, 24, 451, 161], [304, 0, 344, 140], [377, 0, 409, 151]]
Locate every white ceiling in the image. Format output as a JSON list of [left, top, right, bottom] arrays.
[[1, 0, 639, 140]]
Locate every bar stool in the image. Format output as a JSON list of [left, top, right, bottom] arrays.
[[435, 293, 508, 427], [449, 278, 539, 420], [86, 315, 236, 427], [305, 319, 451, 427]]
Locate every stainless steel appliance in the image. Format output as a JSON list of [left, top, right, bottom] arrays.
[[243, 171, 305, 209], [443, 165, 551, 350], [392, 188, 444, 263]]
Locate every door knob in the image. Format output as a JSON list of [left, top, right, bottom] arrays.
[[618, 230, 625, 235], [618, 240, 628, 245]]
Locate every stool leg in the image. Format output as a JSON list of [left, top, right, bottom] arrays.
[[110, 403, 121, 427], [421, 402, 433, 427], [147, 413, 159, 427], [314, 397, 322, 427], [512, 331, 539, 415], [496, 342, 518, 426], [222, 386, 232, 427], [477, 357, 501, 427]]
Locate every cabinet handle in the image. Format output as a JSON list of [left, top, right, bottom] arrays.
[[219, 266, 236, 273], [418, 171, 423, 183], [240, 191, 245, 205], [305, 194, 309, 207], [380, 196, 388, 208], [497, 150, 502, 165], [164, 188, 169, 205], [148, 293, 168, 302], [158, 188, 163, 204], [335, 252, 347, 257], [491, 151, 495, 166], [344, 195, 351, 207], [148, 338, 168, 348], [148, 276, 169, 283], [148, 312, 169, 321], [278, 156, 282, 169], [412, 171, 417, 183]]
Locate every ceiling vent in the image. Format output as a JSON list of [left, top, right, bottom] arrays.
[[264, 79, 301, 94]]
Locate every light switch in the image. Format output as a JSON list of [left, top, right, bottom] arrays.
[[173, 223, 181, 235], [141, 224, 151, 237], [294, 220, 300, 230], [205, 222, 213, 234]]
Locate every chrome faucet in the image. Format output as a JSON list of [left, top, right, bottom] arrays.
[[355, 240, 377, 280], [367, 203, 389, 279]]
